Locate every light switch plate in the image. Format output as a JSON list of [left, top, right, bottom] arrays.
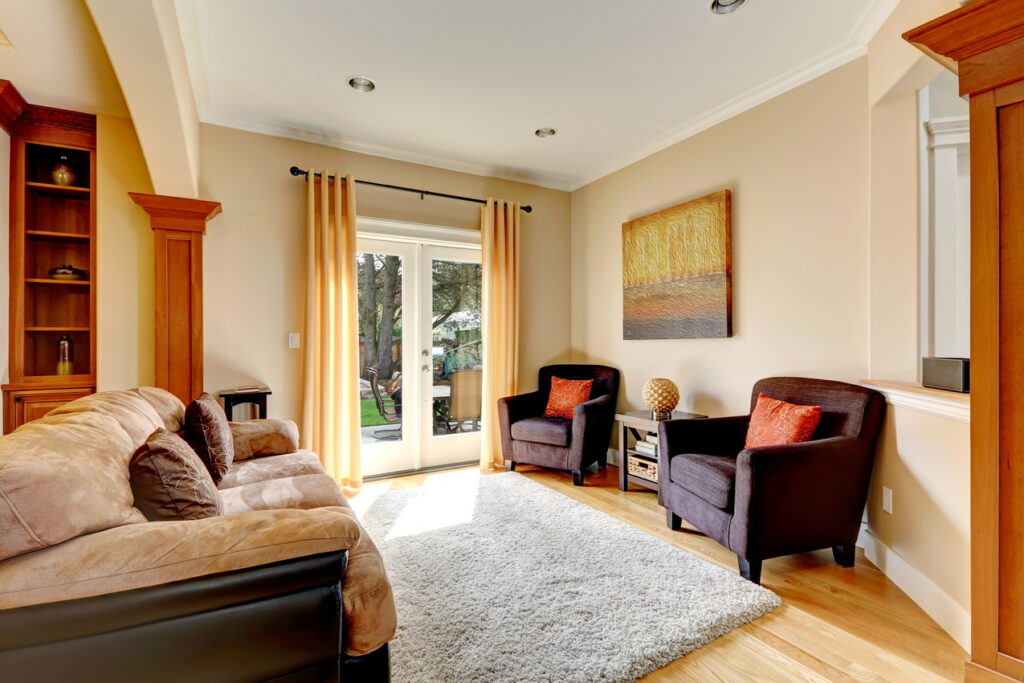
[[882, 486, 893, 514], [288, 332, 300, 349]]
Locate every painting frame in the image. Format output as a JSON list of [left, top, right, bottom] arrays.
[[622, 190, 732, 340]]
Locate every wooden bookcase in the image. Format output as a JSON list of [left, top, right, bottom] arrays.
[[0, 82, 97, 433]]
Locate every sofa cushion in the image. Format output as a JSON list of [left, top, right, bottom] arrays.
[[510, 416, 572, 447], [218, 451, 325, 490], [130, 429, 222, 521], [219, 474, 346, 515], [131, 387, 186, 434], [46, 390, 164, 450], [670, 453, 738, 511], [184, 393, 235, 484], [0, 412, 145, 562], [229, 419, 301, 462]]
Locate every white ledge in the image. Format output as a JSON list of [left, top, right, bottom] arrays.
[[861, 380, 970, 423]]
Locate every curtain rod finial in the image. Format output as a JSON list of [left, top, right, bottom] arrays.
[[289, 166, 308, 178]]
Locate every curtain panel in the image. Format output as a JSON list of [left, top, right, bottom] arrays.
[[301, 172, 362, 490], [480, 199, 521, 469]]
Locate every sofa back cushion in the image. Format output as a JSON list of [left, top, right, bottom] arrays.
[[0, 412, 145, 562], [130, 429, 222, 521], [46, 390, 164, 450], [184, 393, 234, 483], [131, 387, 186, 434]]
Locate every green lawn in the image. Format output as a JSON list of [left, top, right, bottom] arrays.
[[360, 398, 390, 427]]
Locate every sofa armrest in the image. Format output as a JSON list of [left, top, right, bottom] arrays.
[[230, 419, 300, 461], [0, 507, 360, 611], [731, 436, 873, 559]]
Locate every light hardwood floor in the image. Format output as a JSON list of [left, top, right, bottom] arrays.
[[366, 464, 967, 682]]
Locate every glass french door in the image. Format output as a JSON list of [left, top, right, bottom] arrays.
[[357, 231, 483, 477]]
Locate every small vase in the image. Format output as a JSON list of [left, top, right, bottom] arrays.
[[51, 155, 76, 186], [641, 378, 680, 420], [56, 335, 74, 376]]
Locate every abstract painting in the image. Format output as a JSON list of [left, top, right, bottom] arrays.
[[622, 190, 732, 339]]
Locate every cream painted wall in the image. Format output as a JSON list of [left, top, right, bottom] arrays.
[[198, 123, 572, 424], [570, 58, 870, 418], [862, 403, 971, 649], [96, 114, 155, 391]]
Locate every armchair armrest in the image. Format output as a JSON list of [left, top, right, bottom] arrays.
[[658, 415, 749, 459], [731, 436, 873, 559], [570, 394, 617, 469], [498, 391, 545, 424], [230, 418, 300, 461]]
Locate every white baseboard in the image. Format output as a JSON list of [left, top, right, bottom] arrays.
[[857, 524, 971, 652], [607, 448, 621, 467]]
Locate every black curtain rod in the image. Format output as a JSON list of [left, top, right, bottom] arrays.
[[289, 166, 533, 213]]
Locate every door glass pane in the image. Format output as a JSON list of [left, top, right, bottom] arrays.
[[357, 252, 404, 444], [431, 259, 483, 436]]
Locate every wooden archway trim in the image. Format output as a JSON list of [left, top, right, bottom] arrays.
[[130, 192, 221, 404]]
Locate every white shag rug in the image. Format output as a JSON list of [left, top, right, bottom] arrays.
[[355, 471, 780, 682]]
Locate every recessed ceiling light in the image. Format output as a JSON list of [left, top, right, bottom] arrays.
[[535, 128, 557, 138], [710, 0, 746, 14], [348, 76, 376, 93]]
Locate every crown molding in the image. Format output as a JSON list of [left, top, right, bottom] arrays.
[[926, 116, 970, 148], [569, 40, 867, 190], [851, 0, 904, 45], [198, 109, 577, 192]]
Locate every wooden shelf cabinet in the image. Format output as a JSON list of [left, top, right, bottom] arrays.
[[0, 82, 97, 433]]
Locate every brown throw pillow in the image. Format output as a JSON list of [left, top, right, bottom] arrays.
[[184, 392, 235, 483], [130, 429, 222, 521]]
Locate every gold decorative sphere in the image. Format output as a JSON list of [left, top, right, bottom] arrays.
[[641, 378, 679, 418]]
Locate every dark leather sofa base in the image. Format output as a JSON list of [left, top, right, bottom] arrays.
[[0, 551, 391, 683]]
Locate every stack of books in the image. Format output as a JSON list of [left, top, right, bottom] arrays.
[[633, 432, 659, 457]]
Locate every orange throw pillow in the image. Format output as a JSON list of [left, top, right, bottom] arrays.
[[544, 377, 594, 420], [744, 392, 822, 449]]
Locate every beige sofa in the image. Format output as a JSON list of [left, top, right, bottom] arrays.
[[0, 387, 396, 682]]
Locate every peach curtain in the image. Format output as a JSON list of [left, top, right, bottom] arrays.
[[301, 172, 362, 490], [480, 199, 521, 469]]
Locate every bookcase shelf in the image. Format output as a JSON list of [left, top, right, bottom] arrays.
[[2, 96, 97, 433]]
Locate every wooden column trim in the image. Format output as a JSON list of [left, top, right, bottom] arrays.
[[130, 193, 221, 404], [907, 2, 1024, 680]]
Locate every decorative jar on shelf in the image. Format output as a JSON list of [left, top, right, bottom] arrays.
[[641, 378, 679, 419], [56, 335, 74, 376], [51, 155, 76, 186]]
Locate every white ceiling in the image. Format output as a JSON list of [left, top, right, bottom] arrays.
[[176, 0, 899, 191]]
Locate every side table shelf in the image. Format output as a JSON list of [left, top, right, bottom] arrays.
[[615, 410, 707, 492]]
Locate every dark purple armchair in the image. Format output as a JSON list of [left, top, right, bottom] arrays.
[[498, 364, 620, 486], [658, 377, 886, 584]]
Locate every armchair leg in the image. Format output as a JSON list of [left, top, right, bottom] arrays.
[[832, 544, 856, 568], [597, 451, 607, 469], [572, 470, 585, 486], [666, 510, 682, 531], [738, 557, 762, 584], [505, 461, 516, 472]]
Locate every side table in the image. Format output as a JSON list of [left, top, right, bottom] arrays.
[[219, 388, 272, 420], [616, 410, 707, 492]]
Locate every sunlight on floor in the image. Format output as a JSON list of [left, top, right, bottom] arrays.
[[351, 468, 481, 540]]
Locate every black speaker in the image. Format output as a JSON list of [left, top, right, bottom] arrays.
[[922, 357, 970, 393]]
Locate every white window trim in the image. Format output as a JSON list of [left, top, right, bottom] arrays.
[[357, 216, 481, 248]]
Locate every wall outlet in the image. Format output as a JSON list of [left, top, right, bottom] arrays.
[[882, 486, 894, 514], [288, 332, 300, 349]]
